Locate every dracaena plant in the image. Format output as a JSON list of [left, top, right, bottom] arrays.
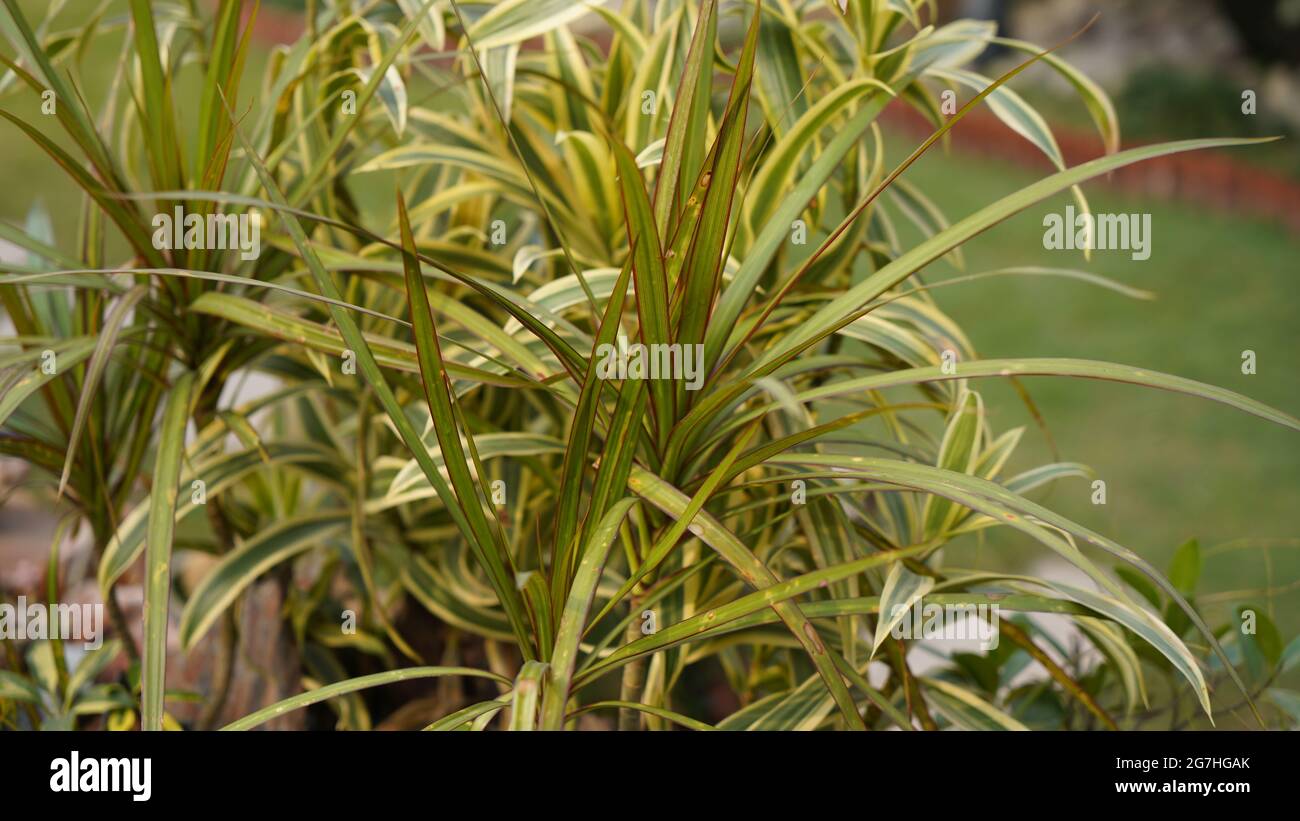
[[0, 0, 1294, 732]]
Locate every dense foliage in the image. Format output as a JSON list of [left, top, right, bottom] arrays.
[[0, 0, 1295, 731]]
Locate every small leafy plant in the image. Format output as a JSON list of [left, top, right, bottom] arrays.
[[0, 0, 1296, 731]]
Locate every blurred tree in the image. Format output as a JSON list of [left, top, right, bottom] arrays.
[[1216, 0, 1300, 66]]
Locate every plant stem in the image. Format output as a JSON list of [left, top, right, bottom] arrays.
[[1000, 620, 1118, 731], [617, 596, 648, 730], [195, 399, 241, 729]]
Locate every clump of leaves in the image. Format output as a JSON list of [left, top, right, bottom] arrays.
[[0, 0, 1296, 731]]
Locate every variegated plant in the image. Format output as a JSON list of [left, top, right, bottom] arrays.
[[0, 0, 1294, 731]]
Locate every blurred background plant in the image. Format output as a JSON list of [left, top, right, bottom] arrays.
[[0, 0, 1297, 731]]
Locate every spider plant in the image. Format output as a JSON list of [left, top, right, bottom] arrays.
[[0, 0, 1296, 731]]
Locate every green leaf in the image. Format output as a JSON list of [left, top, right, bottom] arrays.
[[762, 453, 1227, 718], [1267, 689, 1300, 726], [578, 536, 933, 687], [673, 4, 760, 350], [0, 670, 42, 703], [871, 563, 934, 658], [1114, 565, 1162, 610], [1050, 581, 1210, 719], [569, 700, 714, 731], [425, 697, 511, 730], [222, 667, 510, 730], [222, 83, 538, 661], [141, 370, 196, 731], [0, 338, 96, 428], [742, 78, 892, 247], [127, 0, 183, 194], [99, 443, 339, 593], [1168, 538, 1201, 596], [466, 0, 604, 50], [707, 85, 893, 365], [396, 0, 446, 51], [541, 498, 637, 730], [508, 660, 548, 730], [923, 676, 1028, 730], [288, 0, 435, 202], [653, 0, 715, 234], [1238, 605, 1283, 673], [991, 35, 1120, 154], [1280, 635, 1300, 674], [179, 512, 350, 650], [1076, 617, 1147, 715], [549, 260, 635, 589], [612, 141, 673, 442], [58, 285, 147, 498], [787, 358, 1300, 434], [63, 640, 123, 712], [402, 555, 515, 641], [921, 388, 982, 538], [751, 138, 1277, 373], [194, 0, 247, 182], [601, 465, 943, 729], [398, 190, 536, 655]]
